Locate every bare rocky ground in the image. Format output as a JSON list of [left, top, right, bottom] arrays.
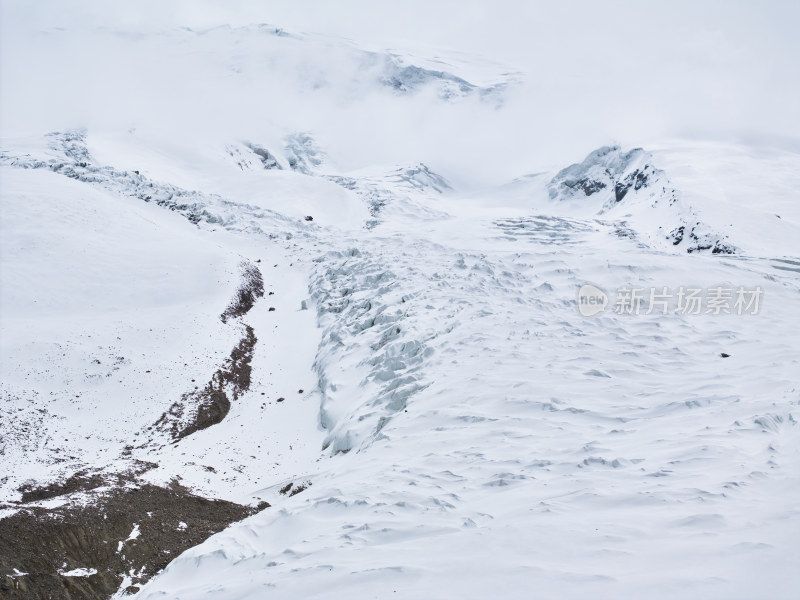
[[0, 479, 260, 599], [153, 324, 258, 442], [0, 261, 268, 599]]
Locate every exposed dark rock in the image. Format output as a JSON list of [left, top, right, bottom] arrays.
[[288, 482, 310, 497], [570, 177, 607, 196], [614, 181, 629, 202], [710, 241, 735, 255], [220, 262, 265, 324], [549, 146, 649, 207], [175, 388, 230, 441], [614, 167, 651, 202], [551, 146, 736, 255], [669, 225, 685, 245], [0, 484, 257, 600], [155, 326, 257, 441], [278, 481, 311, 497], [18, 473, 105, 504], [681, 226, 736, 255]]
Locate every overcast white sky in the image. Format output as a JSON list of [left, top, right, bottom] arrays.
[[2, 0, 798, 178]]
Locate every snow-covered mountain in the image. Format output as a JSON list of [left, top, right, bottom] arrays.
[[1, 3, 799, 599]]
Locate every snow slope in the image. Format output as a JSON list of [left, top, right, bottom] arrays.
[[127, 140, 800, 600], [1, 5, 800, 599], [0, 133, 338, 510], [3, 127, 800, 600], [0, 164, 241, 504]]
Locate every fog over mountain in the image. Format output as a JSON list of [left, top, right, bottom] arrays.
[[1, 2, 798, 599]]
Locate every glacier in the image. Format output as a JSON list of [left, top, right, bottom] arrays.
[[1, 3, 799, 599]]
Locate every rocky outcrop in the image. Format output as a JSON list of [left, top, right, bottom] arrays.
[[548, 146, 735, 254]]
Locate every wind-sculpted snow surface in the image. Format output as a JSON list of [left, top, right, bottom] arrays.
[[3, 128, 800, 599], [135, 188, 800, 599], [3, 10, 799, 597]]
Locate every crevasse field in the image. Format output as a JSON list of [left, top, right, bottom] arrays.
[[1, 2, 799, 599]]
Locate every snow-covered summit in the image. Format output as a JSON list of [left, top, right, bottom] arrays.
[[548, 145, 656, 208], [546, 145, 737, 254]]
